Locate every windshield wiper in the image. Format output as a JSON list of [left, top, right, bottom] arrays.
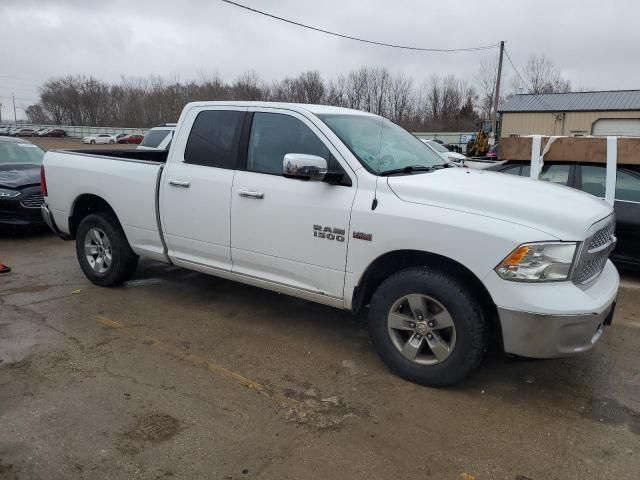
[[379, 165, 436, 176]]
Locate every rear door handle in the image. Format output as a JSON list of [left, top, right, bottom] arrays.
[[238, 189, 264, 199], [169, 180, 190, 188]]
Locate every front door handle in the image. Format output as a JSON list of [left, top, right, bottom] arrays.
[[238, 189, 264, 199], [169, 180, 190, 188]]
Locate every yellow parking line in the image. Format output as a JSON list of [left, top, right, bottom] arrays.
[[95, 315, 308, 413]]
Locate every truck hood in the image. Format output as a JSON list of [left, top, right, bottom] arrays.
[[387, 167, 613, 240], [0, 164, 41, 189]]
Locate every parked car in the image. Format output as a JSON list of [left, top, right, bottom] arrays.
[[137, 124, 176, 150], [13, 128, 36, 137], [47, 129, 66, 137], [0, 137, 46, 228], [0, 126, 12, 136], [486, 160, 640, 270], [118, 134, 144, 144], [41, 101, 618, 387], [81, 134, 117, 145], [485, 143, 499, 160], [32, 128, 49, 137], [421, 139, 467, 166], [116, 133, 127, 140]]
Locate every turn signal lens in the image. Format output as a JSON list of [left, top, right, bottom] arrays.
[[502, 245, 530, 266]]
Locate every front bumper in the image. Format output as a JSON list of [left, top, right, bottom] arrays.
[[498, 301, 615, 358], [0, 193, 46, 227], [487, 260, 619, 358]]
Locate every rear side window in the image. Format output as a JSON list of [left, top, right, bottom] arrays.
[[184, 110, 244, 168], [247, 112, 330, 175], [580, 165, 640, 202], [141, 129, 170, 148]]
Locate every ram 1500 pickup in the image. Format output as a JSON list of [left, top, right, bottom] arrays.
[[41, 102, 619, 386]]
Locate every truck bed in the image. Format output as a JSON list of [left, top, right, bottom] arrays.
[[43, 149, 168, 262]]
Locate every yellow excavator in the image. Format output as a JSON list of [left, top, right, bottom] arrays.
[[466, 120, 494, 157]]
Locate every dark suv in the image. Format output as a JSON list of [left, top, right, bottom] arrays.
[[487, 161, 640, 270]]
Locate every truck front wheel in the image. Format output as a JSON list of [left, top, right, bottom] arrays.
[[75, 213, 138, 286], [368, 267, 488, 387]]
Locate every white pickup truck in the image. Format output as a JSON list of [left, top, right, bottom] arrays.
[[41, 102, 619, 386]]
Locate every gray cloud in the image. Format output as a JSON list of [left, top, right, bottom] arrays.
[[1, 0, 638, 120]]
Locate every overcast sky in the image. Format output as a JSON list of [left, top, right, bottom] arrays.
[[1, 0, 639, 121]]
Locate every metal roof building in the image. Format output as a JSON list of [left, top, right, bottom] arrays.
[[499, 90, 640, 138]]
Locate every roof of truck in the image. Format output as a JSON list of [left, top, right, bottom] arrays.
[[183, 101, 378, 117]]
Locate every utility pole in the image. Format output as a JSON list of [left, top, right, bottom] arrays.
[[0, 102, 3, 123], [491, 40, 505, 143], [12, 93, 17, 123]]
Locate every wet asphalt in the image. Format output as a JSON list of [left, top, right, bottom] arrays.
[[0, 230, 638, 480]]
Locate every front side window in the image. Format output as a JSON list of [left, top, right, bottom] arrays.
[[580, 165, 640, 202], [247, 113, 330, 175], [520, 164, 570, 185], [318, 114, 444, 174], [184, 110, 244, 168], [500, 164, 522, 175]]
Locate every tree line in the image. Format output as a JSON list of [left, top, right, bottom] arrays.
[[25, 55, 571, 131]]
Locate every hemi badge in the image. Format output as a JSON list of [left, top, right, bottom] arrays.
[[353, 231, 372, 241]]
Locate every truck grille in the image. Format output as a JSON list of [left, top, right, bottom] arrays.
[[573, 216, 616, 285], [20, 193, 44, 209]]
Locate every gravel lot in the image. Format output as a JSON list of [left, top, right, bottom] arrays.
[[0, 230, 639, 480]]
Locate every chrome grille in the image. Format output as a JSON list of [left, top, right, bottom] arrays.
[[573, 216, 616, 285], [20, 193, 44, 209], [589, 221, 615, 250]]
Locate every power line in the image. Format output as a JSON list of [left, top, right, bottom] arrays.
[[503, 48, 556, 111], [220, 0, 499, 53]]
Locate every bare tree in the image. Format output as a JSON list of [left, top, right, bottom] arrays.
[[477, 57, 498, 119], [27, 66, 481, 131], [516, 54, 571, 94]]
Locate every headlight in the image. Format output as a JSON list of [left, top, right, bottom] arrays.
[[495, 242, 578, 282], [0, 188, 21, 199]]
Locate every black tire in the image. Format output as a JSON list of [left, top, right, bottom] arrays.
[[368, 267, 488, 387], [75, 212, 138, 286], [90, 139, 96, 144]]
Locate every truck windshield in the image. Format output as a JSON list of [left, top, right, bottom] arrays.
[[317, 114, 445, 174]]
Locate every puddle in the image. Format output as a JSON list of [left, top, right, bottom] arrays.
[[586, 398, 640, 435]]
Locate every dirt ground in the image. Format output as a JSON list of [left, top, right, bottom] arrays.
[[29, 137, 134, 151], [0, 230, 639, 480]]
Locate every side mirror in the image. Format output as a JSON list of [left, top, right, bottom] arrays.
[[283, 153, 327, 181]]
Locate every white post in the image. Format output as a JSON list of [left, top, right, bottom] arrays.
[[605, 136, 617, 205], [530, 135, 542, 179]]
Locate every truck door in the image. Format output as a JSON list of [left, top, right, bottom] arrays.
[[160, 106, 247, 271], [230, 109, 356, 300]]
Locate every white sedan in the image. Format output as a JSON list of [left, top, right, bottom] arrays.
[[82, 134, 117, 145], [421, 139, 467, 166]]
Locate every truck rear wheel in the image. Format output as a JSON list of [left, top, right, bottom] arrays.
[[75, 213, 138, 286], [368, 267, 488, 387]]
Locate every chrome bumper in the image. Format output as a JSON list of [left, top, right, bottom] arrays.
[[41, 203, 71, 240], [499, 301, 615, 358]]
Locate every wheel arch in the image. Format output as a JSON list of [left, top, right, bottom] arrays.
[[68, 194, 122, 239], [352, 250, 502, 347]]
